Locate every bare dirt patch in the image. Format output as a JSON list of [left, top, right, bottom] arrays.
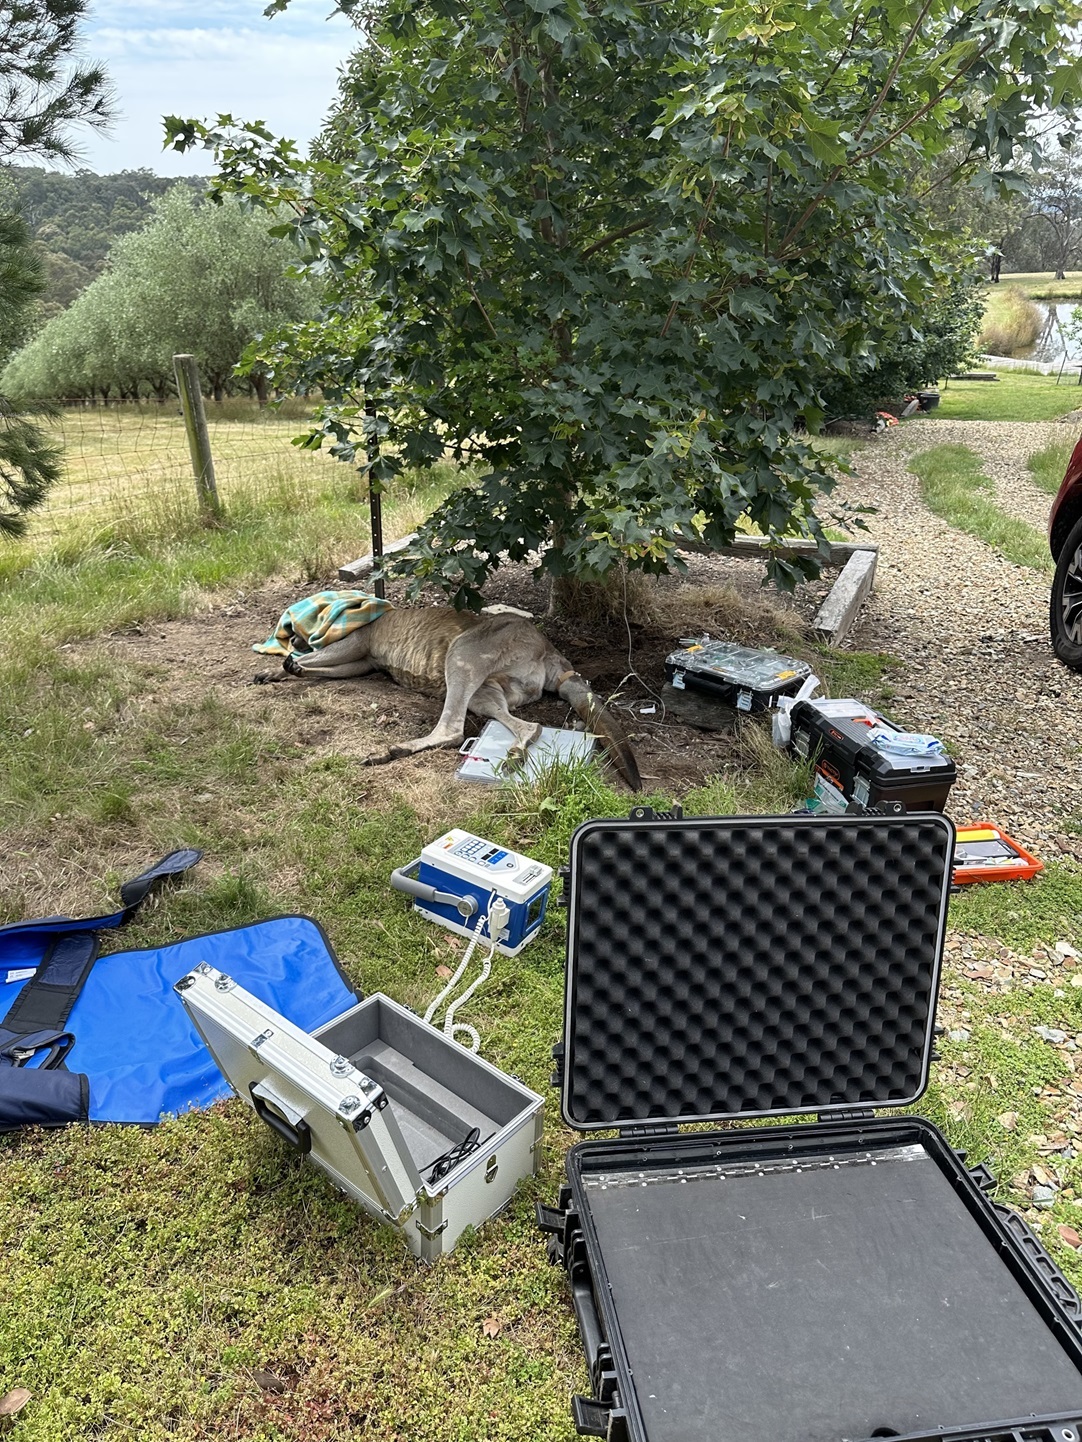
[[96, 552, 830, 804]]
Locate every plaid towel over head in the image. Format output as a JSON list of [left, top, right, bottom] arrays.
[[253, 590, 393, 657]]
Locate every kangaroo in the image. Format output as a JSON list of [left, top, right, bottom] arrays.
[[277, 607, 642, 789]]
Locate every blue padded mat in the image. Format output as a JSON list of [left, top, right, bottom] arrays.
[[0, 916, 359, 1125]]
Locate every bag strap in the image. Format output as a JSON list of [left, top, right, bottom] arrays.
[[0, 932, 98, 1042], [116, 849, 203, 922]]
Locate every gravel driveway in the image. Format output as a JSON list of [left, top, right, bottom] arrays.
[[837, 415, 1082, 857]]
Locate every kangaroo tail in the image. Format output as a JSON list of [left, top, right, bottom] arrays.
[[555, 669, 642, 791]]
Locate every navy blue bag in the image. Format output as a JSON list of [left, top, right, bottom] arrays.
[[0, 853, 360, 1129]]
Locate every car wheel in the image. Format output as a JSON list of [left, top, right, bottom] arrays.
[[1051, 513, 1082, 673]]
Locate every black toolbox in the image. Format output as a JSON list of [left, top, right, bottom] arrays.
[[538, 812, 1082, 1442], [789, 698, 956, 812]]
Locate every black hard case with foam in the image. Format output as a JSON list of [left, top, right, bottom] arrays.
[[538, 813, 1082, 1442]]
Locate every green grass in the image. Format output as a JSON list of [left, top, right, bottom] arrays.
[[908, 443, 1053, 570], [1028, 436, 1076, 495], [951, 863, 1082, 952], [936, 372, 1082, 422], [1002, 271, 1082, 301]]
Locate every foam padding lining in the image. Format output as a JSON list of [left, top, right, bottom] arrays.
[[563, 814, 954, 1128]]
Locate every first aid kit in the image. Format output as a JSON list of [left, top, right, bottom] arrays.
[[790, 696, 956, 812], [953, 823, 1044, 885], [537, 811, 1082, 1442], [390, 830, 553, 957], [665, 639, 813, 713], [177, 966, 544, 1261]]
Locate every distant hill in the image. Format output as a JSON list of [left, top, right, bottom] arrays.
[[5, 167, 205, 319]]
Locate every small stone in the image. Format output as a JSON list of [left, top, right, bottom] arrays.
[[948, 1028, 971, 1042], [1056, 941, 1081, 959], [1036, 1027, 1068, 1045], [1033, 1184, 1057, 1207]]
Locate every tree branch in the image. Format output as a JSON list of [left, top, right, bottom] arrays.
[[852, 42, 995, 165], [851, 0, 937, 147], [660, 179, 718, 340], [580, 217, 657, 261], [776, 41, 995, 256]]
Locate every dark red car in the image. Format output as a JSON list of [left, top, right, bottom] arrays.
[[1050, 434, 1082, 672]]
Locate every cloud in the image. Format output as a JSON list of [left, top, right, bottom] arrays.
[[72, 0, 356, 175]]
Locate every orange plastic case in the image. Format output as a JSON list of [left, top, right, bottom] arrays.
[[952, 824, 1044, 885]]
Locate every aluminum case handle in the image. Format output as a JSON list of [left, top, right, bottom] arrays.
[[249, 1082, 312, 1154]]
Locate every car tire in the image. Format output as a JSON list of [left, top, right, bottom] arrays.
[[1051, 512, 1082, 673]]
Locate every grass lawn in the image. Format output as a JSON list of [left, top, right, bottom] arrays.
[[936, 372, 1082, 422], [2, 410, 1082, 1440], [1002, 272, 1082, 301], [908, 443, 1051, 571]]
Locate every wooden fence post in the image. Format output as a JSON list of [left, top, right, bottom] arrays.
[[173, 354, 222, 519]]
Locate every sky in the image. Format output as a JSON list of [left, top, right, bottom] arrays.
[[72, 0, 357, 175]]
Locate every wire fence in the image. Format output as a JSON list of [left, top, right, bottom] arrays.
[[28, 399, 343, 545]]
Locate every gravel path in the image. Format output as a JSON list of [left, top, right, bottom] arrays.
[[838, 415, 1082, 858]]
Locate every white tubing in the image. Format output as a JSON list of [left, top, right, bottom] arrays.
[[424, 890, 499, 1053]]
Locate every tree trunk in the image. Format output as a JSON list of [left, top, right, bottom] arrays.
[[212, 377, 224, 403], [253, 372, 269, 407]]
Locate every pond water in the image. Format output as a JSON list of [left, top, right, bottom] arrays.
[[1028, 301, 1082, 364]]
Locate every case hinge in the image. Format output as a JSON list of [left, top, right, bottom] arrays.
[[556, 865, 571, 908], [414, 1217, 448, 1240], [820, 1107, 875, 1123], [966, 1159, 996, 1193], [618, 1122, 678, 1138]]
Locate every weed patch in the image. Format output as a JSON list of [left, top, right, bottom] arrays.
[[1028, 436, 1075, 495], [950, 865, 1082, 953], [909, 443, 1052, 570]]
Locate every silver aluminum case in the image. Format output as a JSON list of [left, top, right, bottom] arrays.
[[177, 966, 544, 1261]]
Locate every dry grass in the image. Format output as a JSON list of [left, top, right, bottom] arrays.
[[979, 285, 1044, 357], [30, 403, 340, 545], [553, 570, 808, 645]]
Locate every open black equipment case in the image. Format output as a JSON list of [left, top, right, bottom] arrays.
[[538, 812, 1082, 1442]]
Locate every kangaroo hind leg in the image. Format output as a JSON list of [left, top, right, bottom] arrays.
[[361, 639, 488, 766]]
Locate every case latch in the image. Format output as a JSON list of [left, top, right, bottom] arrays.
[[571, 1395, 630, 1439], [550, 1041, 565, 1089]]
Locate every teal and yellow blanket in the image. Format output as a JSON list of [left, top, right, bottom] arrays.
[[253, 589, 393, 657]]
